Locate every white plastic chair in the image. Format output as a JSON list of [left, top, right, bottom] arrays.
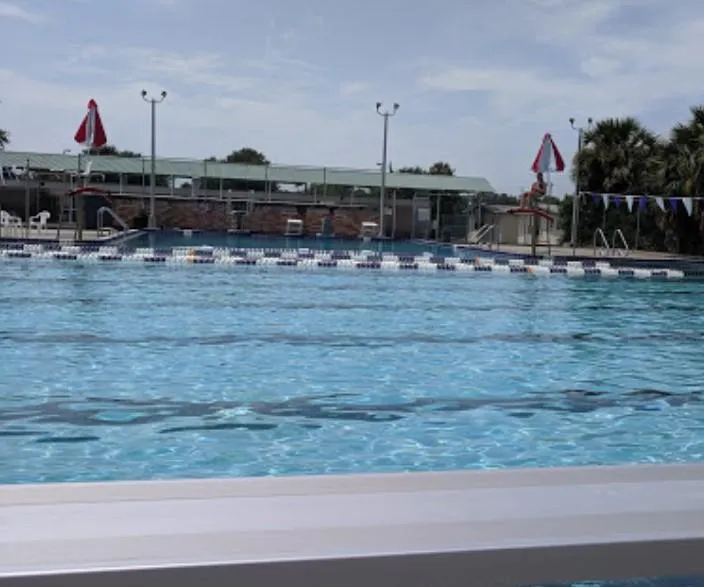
[[0, 210, 23, 235], [29, 210, 51, 233]]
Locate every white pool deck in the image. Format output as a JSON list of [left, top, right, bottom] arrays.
[[2, 464, 704, 586]]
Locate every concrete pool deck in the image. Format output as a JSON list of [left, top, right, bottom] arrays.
[[472, 242, 703, 262], [0, 228, 141, 244], [2, 464, 704, 586]]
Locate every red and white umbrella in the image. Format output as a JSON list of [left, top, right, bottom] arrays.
[[74, 99, 107, 149], [531, 133, 565, 174]]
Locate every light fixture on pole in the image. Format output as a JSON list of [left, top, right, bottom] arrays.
[[376, 101, 399, 238], [569, 116, 593, 255], [141, 89, 167, 229]]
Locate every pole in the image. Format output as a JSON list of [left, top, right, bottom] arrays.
[[375, 102, 399, 239], [570, 128, 582, 255], [141, 90, 167, 230], [391, 189, 397, 238], [24, 158, 30, 239], [379, 113, 389, 238], [149, 99, 156, 228], [569, 117, 592, 255]]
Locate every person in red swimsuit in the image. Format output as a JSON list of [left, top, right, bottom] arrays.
[[520, 172, 546, 208]]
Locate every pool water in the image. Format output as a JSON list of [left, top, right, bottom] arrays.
[[0, 260, 703, 484], [129, 230, 457, 256]]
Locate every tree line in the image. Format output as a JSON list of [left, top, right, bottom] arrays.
[[559, 106, 704, 255]]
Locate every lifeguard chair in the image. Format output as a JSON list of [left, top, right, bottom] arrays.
[[359, 221, 378, 241], [284, 218, 303, 236], [508, 132, 564, 257]]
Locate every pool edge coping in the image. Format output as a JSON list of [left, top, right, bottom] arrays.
[[2, 464, 704, 586]]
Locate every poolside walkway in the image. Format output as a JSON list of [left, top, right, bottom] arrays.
[[1, 464, 704, 586], [0, 228, 110, 241], [490, 243, 700, 262]]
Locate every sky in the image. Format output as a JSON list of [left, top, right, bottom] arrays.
[[2, 0, 704, 195]]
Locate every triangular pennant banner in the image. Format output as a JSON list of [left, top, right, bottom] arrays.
[[669, 197, 679, 211], [625, 195, 634, 211], [590, 192, 599, 205], [602, 194, 610, 208], [683, 197, 693, 216], [655, 197, 665, 211], [639, 196, 647, 211], [614, 195, 622, 207]]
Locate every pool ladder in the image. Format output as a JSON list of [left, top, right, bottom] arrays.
[[97, 206, 129, 236], [593, 228, 630, 256]]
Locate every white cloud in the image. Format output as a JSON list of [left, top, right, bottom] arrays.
[[339, 82, 369, 96], [412, 0, 704, 193], [2, 0, 704, 195], [0, 1, 42, 22]]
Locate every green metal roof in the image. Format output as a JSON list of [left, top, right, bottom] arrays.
[[0, 150, 495, 193]]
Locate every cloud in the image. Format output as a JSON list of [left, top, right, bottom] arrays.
[[412, 0, 704, 192], [2, 0, 704, 196], [0, 1, 42, 22], [339, 82, 369, 97]]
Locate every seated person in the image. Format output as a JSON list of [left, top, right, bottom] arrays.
[[520, 172, 546, 208]]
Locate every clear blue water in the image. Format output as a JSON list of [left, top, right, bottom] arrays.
[[128, 230, 459, 255], [1, 259, 703, 485]]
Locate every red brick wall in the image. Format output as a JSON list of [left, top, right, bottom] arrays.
[[110, 198, 380, 237]]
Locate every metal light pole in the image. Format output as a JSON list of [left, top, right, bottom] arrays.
[[376, 102, 399, 238], [569, 117, 593, 255], [141, 89, 167, 229]]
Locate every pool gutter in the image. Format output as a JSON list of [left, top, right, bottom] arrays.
[[1, 464, 704, 586]]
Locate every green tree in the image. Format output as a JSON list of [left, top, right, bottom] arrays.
[[560, 106, 704, 254], [428, 161, 454, 176], [203, 147, 273, 192], [560, 117, 661, 248], [0, 129, 9, 150], [223, 147, 269, 165], [397, 165, 425, 175], [85, 144, 142, 158]]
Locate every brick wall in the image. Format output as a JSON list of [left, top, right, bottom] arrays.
[[109, 197, 380, 237]]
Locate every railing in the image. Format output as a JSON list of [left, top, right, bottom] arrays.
[[1, 465, 703, 587], [593, 228, 610, 256], [1, 179, 388, 207], [469, 223, 495, 245], [96, 206, 129, 236], [612, 228, 630, 256]]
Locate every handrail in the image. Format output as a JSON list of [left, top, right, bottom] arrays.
[[97, 206, 129, 234], [612, 228, 630, 256], [470, 223, 495, 245], [593, 228, 610, 256]]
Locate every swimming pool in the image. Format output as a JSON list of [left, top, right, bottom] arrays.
[[1, 255, 702, 485], [129, 229, 458, 255]]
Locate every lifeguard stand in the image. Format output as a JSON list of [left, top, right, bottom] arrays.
[[284, 218, 303, 236], [506, 206, 555, 257], [512, 132, 564, 257]]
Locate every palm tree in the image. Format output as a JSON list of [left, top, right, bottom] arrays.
[[564, 117, 660, 245], [661, 106, 704, 253], [0, 129, 9, 150]]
